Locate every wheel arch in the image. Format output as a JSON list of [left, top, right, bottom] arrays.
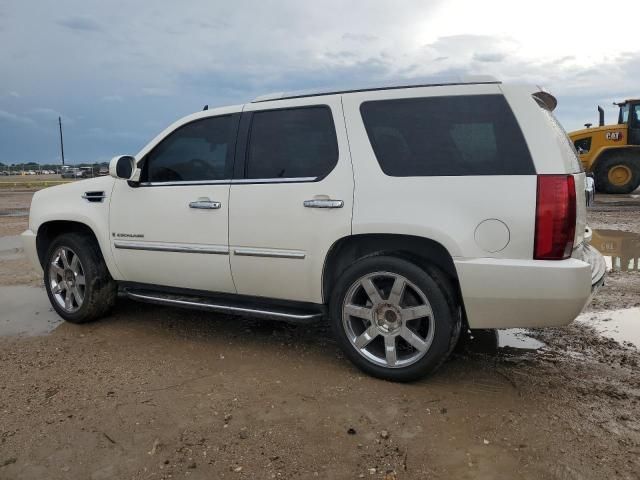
[[322, 233, 466, 321], [36, 220, 103, 268]]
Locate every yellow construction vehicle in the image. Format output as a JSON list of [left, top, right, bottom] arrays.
[[568, 99, 640, 193]]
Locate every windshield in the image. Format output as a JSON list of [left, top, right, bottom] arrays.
[[619, 104, 629, 124]]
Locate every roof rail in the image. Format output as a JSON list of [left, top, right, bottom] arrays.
[[251, 75, 500, 103]]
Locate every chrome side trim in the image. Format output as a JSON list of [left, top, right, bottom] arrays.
[[138, 177, 317, 187], [126, 291, 322, 321], [233, 247, 306, 259], [114, 240, 229, 255]]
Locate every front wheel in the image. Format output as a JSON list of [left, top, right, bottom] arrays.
[[44, 232, 117, 323], [329, 256, 460, 382]]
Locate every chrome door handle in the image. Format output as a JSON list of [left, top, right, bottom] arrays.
[[303, 199, 344, 209], [189, 200, 221, 209]]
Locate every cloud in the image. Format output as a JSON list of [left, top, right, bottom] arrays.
[[30, 107, 63, 117], [472, 52, 506, 63], [342, 33, 378, 43], [0, 110, 35, 126], [56, 15, 102, 32], [0, 0, 639, 164]]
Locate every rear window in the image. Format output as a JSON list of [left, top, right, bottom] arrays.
[[360, 94, 535, 176]]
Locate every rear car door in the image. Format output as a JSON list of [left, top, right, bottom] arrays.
[[109, 111, 239, 293], [229, 96, 353, 303]]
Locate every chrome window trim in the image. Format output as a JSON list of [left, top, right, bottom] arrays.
[[114, 240, 229, 255], [139, 179, 230, 187], [232, 177, 317, 184], [138, 177, 318, 187], [233, 247, 306, 259]]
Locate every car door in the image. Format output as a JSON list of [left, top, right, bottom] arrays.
[[229, 96, 353, 303], [109, 111, 239, 293]]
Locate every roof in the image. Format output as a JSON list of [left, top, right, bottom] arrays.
[[251, 75, 500, 103]]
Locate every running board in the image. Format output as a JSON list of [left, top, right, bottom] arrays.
[[124, 289, 324, 323]]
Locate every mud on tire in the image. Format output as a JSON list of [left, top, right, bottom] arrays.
[[44, 232, 117, 324]]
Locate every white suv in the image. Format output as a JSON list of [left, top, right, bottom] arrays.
[[22, 77, 605, 381]]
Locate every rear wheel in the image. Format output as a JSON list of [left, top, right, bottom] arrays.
[[44, 233, 117, 323], [329, 256, 460, 382], [594, 154, 640, 194]]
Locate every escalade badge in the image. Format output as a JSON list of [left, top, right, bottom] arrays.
[[112, 233, 144, 238]]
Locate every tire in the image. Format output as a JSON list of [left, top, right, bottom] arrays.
[[44, 232, 117, 324], [594, 154, 640, 194], [329, 255, 461, 382]]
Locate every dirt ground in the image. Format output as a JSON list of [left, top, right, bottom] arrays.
[[0, 187, 639, 480]]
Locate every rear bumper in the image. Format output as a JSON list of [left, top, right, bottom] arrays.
[[21, 229, 42, 275], [455, 245, 606, 329]]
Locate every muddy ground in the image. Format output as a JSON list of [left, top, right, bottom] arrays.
[[0, 187, 639, 480]]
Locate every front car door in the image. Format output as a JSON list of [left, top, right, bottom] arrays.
[[109, 108, 240, 293], [228, 96, 353, 303]]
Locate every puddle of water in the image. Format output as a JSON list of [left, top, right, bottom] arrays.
[[578, 308, 640, 349], [0, 286, 62, 336], [0, 235, 23, 260], [463, 328, 545, 354], [0, 209, 29, 217], [498, 328, 545, 350], [591, 229, 640, 272]]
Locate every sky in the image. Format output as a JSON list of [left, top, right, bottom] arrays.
[[1, 0, 639, 165]]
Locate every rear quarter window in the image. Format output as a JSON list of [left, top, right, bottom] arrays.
[[360, 94, 535, 176]]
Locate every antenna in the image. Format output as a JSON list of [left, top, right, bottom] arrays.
[[58, 116, 65, 166], [202, 104, 208, 111]]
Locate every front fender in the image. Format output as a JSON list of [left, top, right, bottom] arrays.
[[29, 177, 123, 280]]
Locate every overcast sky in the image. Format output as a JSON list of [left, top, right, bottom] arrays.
[[1, 0, 639, 165]]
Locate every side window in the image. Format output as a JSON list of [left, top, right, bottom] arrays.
[[143, 115, 236, 183], [360, 95, 535, 176], [574, 137, 592, 154], [246, 107, 338, 179]]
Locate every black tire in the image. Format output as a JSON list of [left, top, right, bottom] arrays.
[[44, 232, 117, 323], [329, 255, 461, 382], [594, 154, 640, 194]]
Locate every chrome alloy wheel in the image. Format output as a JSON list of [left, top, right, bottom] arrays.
[[48, 246, 86, 313], [342, 272, 435, 368]]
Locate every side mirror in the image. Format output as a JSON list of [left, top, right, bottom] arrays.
[[109, 155, 136, 180]]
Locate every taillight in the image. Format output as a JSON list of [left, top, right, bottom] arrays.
[[534, 175, 576, 260]]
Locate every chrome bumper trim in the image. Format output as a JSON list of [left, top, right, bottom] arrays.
[[582, 242, 606, 294]]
